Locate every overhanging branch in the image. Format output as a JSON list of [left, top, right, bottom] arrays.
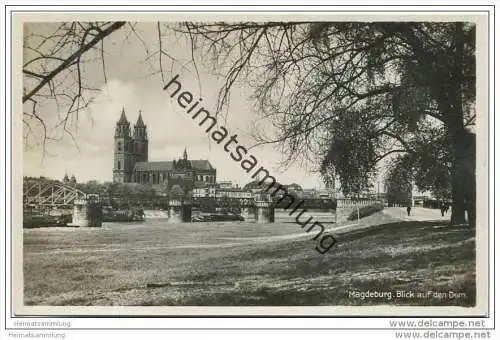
[[23, 21, 126, 103]]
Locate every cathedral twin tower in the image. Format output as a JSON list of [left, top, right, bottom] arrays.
[[113, 108, 148, 183], [113, 108, 217, 187]]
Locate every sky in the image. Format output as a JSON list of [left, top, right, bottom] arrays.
[[22, 22, 326, 189]]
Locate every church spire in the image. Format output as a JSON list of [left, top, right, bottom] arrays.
[[183, 147, 188, 160], [118, 107, 128, 124], [116, 107, 131, 138], [135, 110, 145, 127]]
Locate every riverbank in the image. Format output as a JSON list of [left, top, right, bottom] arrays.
[[23, 210, 475, 307]]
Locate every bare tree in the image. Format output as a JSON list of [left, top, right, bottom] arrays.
[[23, 22, 126, 148], [181, 21, 476, 225]]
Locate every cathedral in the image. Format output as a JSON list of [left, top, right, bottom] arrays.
[[113, 108, 217, 190]]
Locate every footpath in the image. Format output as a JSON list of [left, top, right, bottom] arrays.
[[383, 206, 450, 222]]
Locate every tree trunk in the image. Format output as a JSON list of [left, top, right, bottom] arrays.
[[451, 131, 476, 227], [449, 129, 468, 225], [448, 22, 468, 226], [463, 132, 476, 228]]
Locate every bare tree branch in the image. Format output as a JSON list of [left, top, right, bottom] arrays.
[[23, 21, 126, 103]]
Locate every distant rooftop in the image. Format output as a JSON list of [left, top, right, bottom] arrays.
[[134, 160, 215, 172]]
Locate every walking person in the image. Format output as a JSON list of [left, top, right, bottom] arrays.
[[440, 203, 446, 217], [406, 205, 411, 216]]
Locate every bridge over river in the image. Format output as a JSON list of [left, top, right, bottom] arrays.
[[23, 178, 380, 227]]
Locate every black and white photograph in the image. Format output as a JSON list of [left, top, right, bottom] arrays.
[[14, 12, 488, 317]]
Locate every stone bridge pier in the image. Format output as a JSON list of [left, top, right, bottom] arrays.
[[255, 200, 275, 224], [68, 197, 102, 227], [240, 206, 255, 222], [168, 199, 192, 223]]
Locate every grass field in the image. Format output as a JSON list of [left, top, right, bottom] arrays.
[[23, 208, 475, 306]]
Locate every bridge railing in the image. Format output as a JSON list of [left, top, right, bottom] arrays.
[[23, 180, 90, 207]]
